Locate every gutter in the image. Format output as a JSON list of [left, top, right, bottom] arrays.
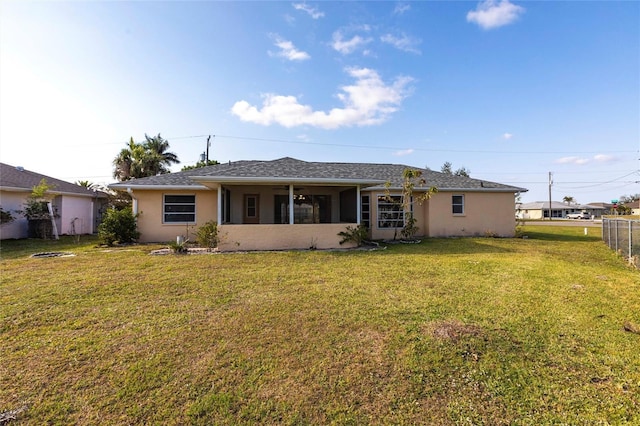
[[368, 186, 528, 193], [108, 184, 210, 191], [0, 186, 103, 198]]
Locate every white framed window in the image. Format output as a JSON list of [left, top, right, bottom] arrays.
[[377, 194, 404, 228], [452, 194, 464, 215], [164, 195, 196, 223]]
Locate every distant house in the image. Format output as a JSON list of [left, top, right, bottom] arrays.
[[109, 157, 527, 251], [0, 163, 108, 239], [586, 202, 615, 216], [516, 201, 605, 220], [624, 200, 640, 215]]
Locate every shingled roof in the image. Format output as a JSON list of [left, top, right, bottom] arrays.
[[0, 163, 106, 198], [109, 157, 527, 193]]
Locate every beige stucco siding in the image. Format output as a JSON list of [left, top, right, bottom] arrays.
[[133, 189, 217, 243], [365, 190, 516, 240], [428, 191, 516, 237], [219, 224, 357, 251]]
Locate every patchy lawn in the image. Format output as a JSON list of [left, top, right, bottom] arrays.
[[1, 227, 638, 424]]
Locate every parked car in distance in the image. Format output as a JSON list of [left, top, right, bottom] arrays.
[[566, 211, 590, 219]]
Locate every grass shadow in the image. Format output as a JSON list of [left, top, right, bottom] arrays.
[[523, 230, 601, 243], [377, 238, 516, 255]]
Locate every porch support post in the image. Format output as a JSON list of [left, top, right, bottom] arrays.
[[217, 184, 222, 224], [356, 185, 361, 225], [289, 184, 294, 225]]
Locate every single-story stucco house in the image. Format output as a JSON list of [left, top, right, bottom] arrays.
[[516, 201, 605, 220], [109, 157, 527, 251], [0, 163, 108, 239]]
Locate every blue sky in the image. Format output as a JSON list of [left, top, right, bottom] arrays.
[[1, 0, 638, 203]]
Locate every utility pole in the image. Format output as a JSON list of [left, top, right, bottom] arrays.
[[206, 135, 211, 162], [548, 172, 553, 221]]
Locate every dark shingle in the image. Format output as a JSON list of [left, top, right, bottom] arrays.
[[109, 157, 526, 192], [0, 163, 107, 197]]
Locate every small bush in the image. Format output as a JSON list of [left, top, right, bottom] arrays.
[[400, 213, 419, 240], [168, 239, 189, 254], [98, 208, 139, 246], [0, 207, 15, 225], [338, 224, 368, 246], [196, 221, 218, 249]]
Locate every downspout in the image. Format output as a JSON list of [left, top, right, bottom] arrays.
[[127, 188, 138, 216], [47, 202, 59, 240], [289, 184, 294, 225]]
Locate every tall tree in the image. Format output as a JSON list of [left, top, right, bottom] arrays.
[[75, 180, 101, 191], [620, 194, 640, 203], [440, 162, 470, 177], [112, 138, 140, 181], [562, 196, 575, 205], [142, 133, 180, 175], [440, 162, 453, 175], [112, 134, 180, 181], [181, 159, 220, 171], [384, 168, 438, 240]]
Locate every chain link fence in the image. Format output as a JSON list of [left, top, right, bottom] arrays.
[[602, 218, 639, 268]]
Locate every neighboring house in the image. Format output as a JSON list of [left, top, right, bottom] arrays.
[[516, 201, 605, 220], [624, 200, 640, 215], [587, 202, 615, 216], [0, 163, 108, 239], [109, 157, 526, 251]]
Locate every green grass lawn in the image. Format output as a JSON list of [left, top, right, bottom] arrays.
[[1, 226, 639, 425]]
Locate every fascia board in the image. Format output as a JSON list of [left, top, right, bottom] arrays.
[[1, 186, 104, 198], [366, 186, 527, 193], [108, 184, 210, 191]]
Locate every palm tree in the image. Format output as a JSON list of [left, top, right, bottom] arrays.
[[563, 196, 575, 205], [142, 133, 180, 176], [75, 180, 101, 191], [112, 135, 180, 181], [112, 137, 138, 181]]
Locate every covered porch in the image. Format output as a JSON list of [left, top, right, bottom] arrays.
[[191, 176, 381, 251]]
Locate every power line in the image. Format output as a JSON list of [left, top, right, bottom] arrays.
[[211, 134, 638, 155], [51, 132, 639, 156]]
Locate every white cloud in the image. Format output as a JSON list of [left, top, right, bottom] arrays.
[[555, 156, 589, 165], [268, 35, 310, 61], [393, 3, 411, 15], [555, 154, 618, 165], [380, 33, 422, 54], [292, 3, 324, 19], [393, 148, 414, 156], [593, 154, 616, 163], [466, 0, 525, 30], [231, 67, 414, 129], [332, 31, 373, 55], [502, 132, 513, 140]]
